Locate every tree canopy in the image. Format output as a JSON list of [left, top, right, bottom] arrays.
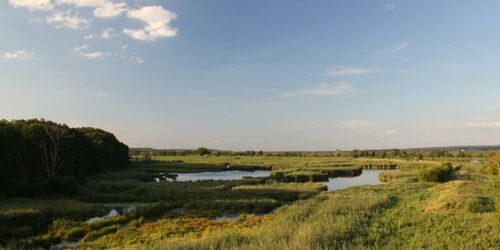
[[0, 119, 129, 196]]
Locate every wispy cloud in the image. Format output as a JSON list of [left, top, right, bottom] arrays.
[[374, 41, 410, 56], [3, 49, 33, 60], [46, 11, 90, 29], [56, 0, 128, 18], [237, 50, 277, 61], [101, 28, 115, 39], [340, 120, 374, 129], [73, 45, 106, 59], [385, 128, 399, 134], [9, 0, 53, 11], [95, 92, 108, 98], [282, 82, 356, 97], [323, 66, 380, 76], [392, 42, 409, 52], [132, 56, 144, 64], [123, 6, 177, 41], [465, 121, 500, 129], [384, 2, 396, 11]]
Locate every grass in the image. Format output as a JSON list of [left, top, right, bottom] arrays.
[[153, 155, 433, 170], [0, 158, 327, 248], [139, 175, 499, 250], [1, 155, 498, 249]]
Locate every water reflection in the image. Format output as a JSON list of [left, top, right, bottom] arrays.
[[322, 170, 392, 191], [163, 170, 270, 182]]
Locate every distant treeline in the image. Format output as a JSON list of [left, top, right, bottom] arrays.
[[0, 119, 129, 196], [132, 147, 486, 160]]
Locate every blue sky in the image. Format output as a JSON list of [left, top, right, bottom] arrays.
[[1, 0, 500, 150]]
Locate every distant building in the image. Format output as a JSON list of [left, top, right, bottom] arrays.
[[470, 160, 481, 164]]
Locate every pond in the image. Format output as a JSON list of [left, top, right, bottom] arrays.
[[322, 170, 392, 191], [163, 170, 270, 182]]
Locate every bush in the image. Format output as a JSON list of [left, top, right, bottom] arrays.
[[465, 197, 495, 213], [480, 164, 499, 175], [482, 154, 500, 175], [419, 163, 454, 182]]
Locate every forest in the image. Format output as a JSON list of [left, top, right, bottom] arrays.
[[0, 119, 129, 196]]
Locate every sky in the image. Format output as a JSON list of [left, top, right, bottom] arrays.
[[1, 0, 500, 151]]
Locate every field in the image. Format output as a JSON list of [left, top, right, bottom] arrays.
[[0, 155, 499, 249]]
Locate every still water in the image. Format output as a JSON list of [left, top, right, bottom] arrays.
[[322, 170, 390, 191], [170, 170, 270, 181]]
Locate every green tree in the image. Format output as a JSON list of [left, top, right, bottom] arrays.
[[196, 147, 210, 156]]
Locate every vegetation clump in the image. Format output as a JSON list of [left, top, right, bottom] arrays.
[[480, 153, 500, 175], [379, 171, 418, 183], [271, 170, 329, 182], [465, 196, 496, 213], [270, 166, 362, 183], [419, 163, 455, 182]]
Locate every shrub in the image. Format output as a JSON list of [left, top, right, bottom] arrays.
[[465, 196, 495, 213], [480, 164, 499, 175], [419, 163, 454, 182], [0, 208, 50, 241], [481, 154, 500, 175]]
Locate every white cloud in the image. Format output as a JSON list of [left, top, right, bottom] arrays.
[[8, 0, 53, 11], [84, 34, 95, 40], [385, 128, 399, 134], [323, 66, 380, 76], [384, 2, 396, 11], [392, 42, 409, 52], [95, 92, 108, 97], [56, 0, 128, 18], [46, 11, 90, 29], [73, 44, 105, 59], [465, 121, 500, 129], [101, 28, 115, 39], [3, 50, 33, 60], [282, 82, 356, 97], [133, 56, 143, 64], [340, 120, 373, 129], [82, 51, 104, 59], [73, 44, 88, 52], [374, 42, 410, 56], [123, 5, 177, 41]]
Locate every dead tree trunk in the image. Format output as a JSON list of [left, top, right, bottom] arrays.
[[41, 126, 67, 178]]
